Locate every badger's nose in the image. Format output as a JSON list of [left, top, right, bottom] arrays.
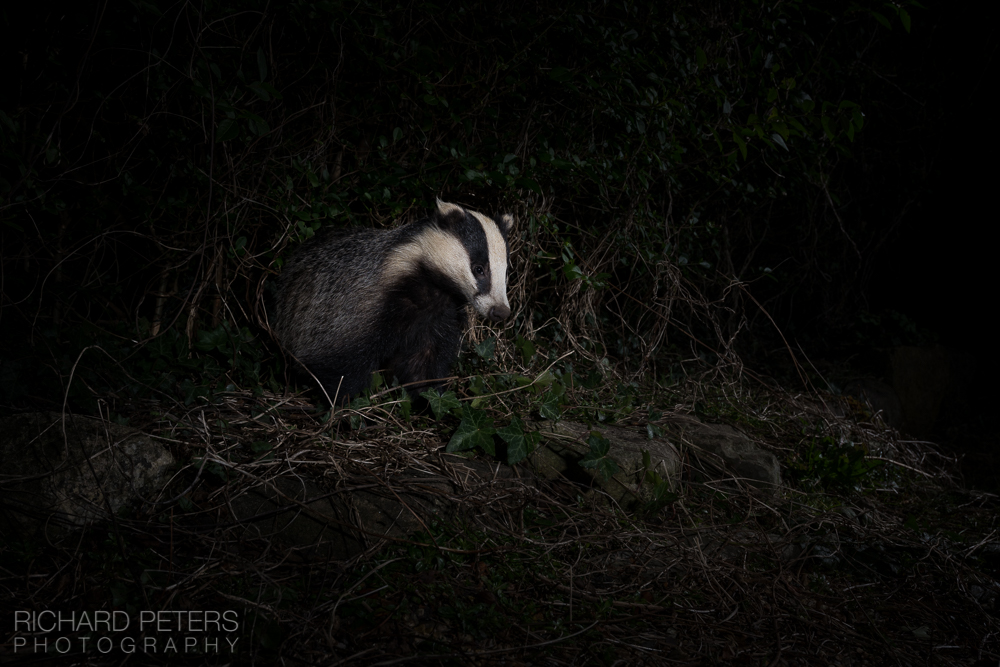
[[488, 304, 510, 322]]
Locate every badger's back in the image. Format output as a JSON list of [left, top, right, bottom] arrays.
[[275, 199, 513, 400], [276, 229, 396, 356], [275, 228, 397, 397]]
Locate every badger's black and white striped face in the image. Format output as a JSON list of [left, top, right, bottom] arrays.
[[433, 199, 512, 322], [384, 199, 512, 321]]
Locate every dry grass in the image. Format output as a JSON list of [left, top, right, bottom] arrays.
[[2, 368, 998, 666]]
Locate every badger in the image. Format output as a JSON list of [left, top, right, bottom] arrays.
[[275, 199, 513, 402]]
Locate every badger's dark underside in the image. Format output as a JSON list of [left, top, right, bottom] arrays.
[[302, 264, 468, 401]]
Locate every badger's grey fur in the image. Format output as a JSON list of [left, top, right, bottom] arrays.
[[275, 199, 513, 401]]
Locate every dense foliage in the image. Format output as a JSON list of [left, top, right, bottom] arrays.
[[1, 0, 925, 409]]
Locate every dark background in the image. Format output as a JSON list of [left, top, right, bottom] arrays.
[[867, 5, 995, 352], [0, 1, 994, 450]]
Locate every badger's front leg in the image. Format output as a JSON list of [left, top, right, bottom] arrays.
[[388, 302, 467, 395]]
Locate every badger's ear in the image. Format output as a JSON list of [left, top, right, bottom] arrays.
[[499, 213, 514, 234], [435, 198, 465, 221]]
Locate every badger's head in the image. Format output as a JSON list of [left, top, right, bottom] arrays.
[[400, 198, 512, 322]]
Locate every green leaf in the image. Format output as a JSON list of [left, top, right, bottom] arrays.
[[0, 110, 17, 134], [392, 127, 403, 142], [216, 118, 239, 142], [349, 395, 370, 430], [538, 391, 561, 420], [732, 131, 747, 160], [259, 82, 283, 99], [468, 375, 487, 396], [821, 116, 834, 141], [257, 47, 268, 82], [421, 390, 461, 420], [446, 404, 496, 455], [250, 440, 272, 454], [498, 416, 540, 465], [515, 335, 536, 364], [243, 112, 270, 136], [548, 66, 572, 82], [771, 133, 788, 151], [899, 8, 911, 33], [585, 431, 611, 457], [580, 432, 620, 481], [533, 369, 554, 388], [475, 337, 496, 361], [234, 236, 247, 252], [515, 177, 542, 194], [871, 11, 891, 29], [248, 81, 270, 101], [195, 324, 230, 353], [695, 46, 707, 69]]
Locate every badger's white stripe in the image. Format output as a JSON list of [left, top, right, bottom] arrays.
[[470, 211, 510, 312], [381, 227, 477, 299]]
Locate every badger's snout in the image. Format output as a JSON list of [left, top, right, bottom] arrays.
[[488, 304, 511, 322]]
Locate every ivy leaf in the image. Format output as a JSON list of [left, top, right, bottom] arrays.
[[257, 47, 268, 82], [248, 81, 270, 101], [242, 112, 270, 136], [899, 8, 911, 33], [216, 118, 239, 142], [870, 11, 891, 30], [515, 335, 536, 364], [532, 369, 554, 392], [538, 392, 561, 420], [821, 116, 834, 141], [732, 130, 747, 160], [497, 416, 540, 465], [475, 337, 496, 361], [259, 82, 283, 99], [548, 66, 572, 82], [446, 404, 496, 455], [771, 133, 788, 151], [421, 390, 461, 420], [580, 431, 620, 481], [515, 177, 542, 194], [195, 324, 230, 353]]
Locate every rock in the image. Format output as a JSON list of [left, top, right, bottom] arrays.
[[529, 420, 682, 511], [675, 421, 782, 492], [528, 417, 780, 509], [0, 412, 176, 541]]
